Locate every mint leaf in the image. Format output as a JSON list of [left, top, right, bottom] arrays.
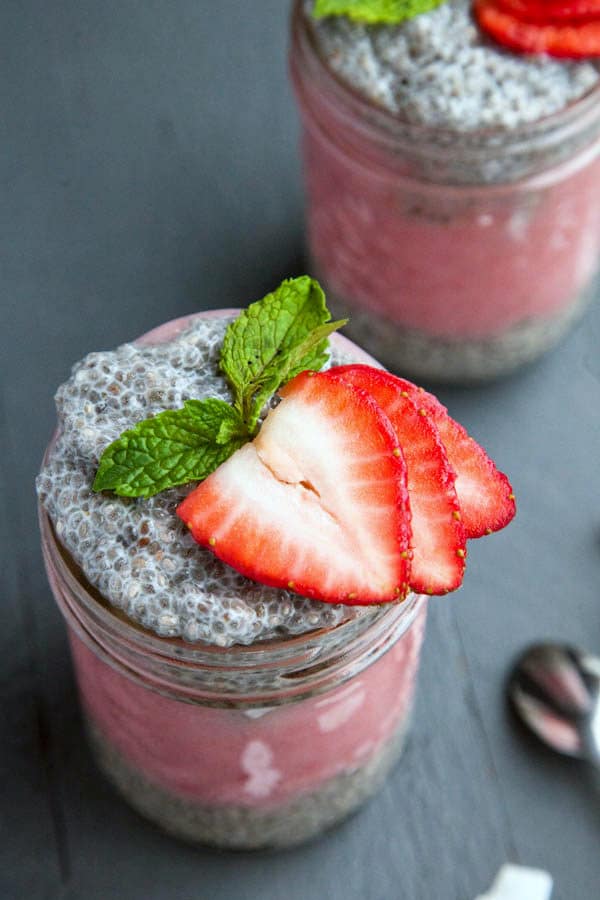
[[220, 276, 346, 431], [312, 0, 447, 24], [276, 319, 347, 381], [93, 399, 248, 498], [93, 275, 346, 498]]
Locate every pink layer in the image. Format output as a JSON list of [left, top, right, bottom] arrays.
[[304, 126, 600, 339], [70, 603, 426, 809]]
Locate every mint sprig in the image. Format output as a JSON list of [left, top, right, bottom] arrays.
[[312, 0, 447, 24], [93, 276, 346, 498], [221, 275, 345, 432], [92, 400, 248, 498]]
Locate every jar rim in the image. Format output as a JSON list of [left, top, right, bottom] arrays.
[[40, 505, 424, 703], [40, 501, 422, 668]]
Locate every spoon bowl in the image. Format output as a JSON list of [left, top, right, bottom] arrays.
[[508, 642, 600, 766]]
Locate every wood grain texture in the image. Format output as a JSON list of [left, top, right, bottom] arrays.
[[2, 1, 600, 898]]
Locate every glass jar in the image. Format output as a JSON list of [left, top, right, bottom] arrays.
[[37, 310, 428, 850], [290, 2, 600, 383], [40, 507, 426, 849]]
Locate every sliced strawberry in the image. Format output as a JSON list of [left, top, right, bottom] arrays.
[[177, 370, 412, 605], [330, 365, 515, 539], [498, 0, 600, 22], [330, 365, 467, 596], [474, 0, 600, 57], [396, 380, 516, 539]]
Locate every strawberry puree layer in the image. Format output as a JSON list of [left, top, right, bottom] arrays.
[[304, 125, 600, 340], [69, 602, 426, 809]]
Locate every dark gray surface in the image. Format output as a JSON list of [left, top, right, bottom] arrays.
[[2, 2, 599, 898]]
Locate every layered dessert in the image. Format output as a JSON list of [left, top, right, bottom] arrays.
[[37, 277, 515, 847], [291, 0, 600, 381]]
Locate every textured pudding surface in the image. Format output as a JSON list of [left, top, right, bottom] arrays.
[[305, 0, 599, 131], [37, 315, 379, 646]]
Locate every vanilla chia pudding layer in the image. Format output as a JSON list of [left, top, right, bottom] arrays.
[[37, 314, 383, 647], [305, 0, 600, 135]]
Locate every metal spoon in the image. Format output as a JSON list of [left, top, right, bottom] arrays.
[[508, 642, 600, 766]]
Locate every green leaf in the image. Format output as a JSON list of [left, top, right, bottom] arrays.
[[92, 399, 248, 498], [93, 275, 346, 498], [278, 319, 348, 381], [312, 0, 447, 24], [220, 276, 345, 431]]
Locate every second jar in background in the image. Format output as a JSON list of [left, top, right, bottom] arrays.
[[290, 2, 600, 383]]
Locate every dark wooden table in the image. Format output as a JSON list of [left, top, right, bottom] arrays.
[[2, 2, 599, 898]]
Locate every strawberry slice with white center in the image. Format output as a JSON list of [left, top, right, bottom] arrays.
[[177, 370, 412, 605], [383, 373, 516, 538], [330, 365, 467, 595]]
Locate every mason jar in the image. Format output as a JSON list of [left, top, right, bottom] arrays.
[[40, 506, 426, 849], [290, 1, 600, 382], [37, 310, 428, 850]]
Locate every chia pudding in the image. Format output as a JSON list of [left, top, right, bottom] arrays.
[[37, 311, 428, 849], [291, 0, 600, 381]]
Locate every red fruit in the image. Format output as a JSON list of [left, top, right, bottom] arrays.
[[396, 379, 516, 539], [333, 365, 515, 539], [330, 365, 467, 596], [177, 370, 412, 605], [498, 0, 600, 22], [474, 0, 600, 57]]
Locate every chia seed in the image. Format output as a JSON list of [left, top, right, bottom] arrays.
[[306, 0, 600, 132], [37, 316, 369, 646]]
